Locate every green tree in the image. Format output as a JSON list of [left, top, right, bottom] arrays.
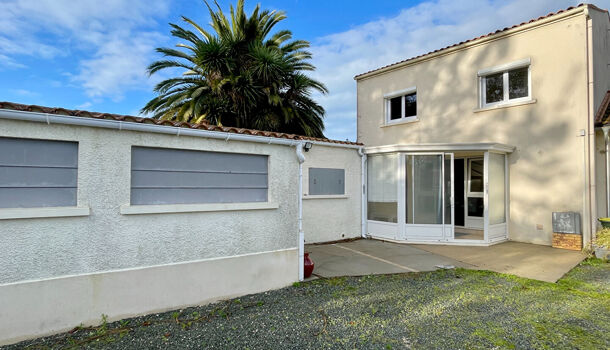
[[142, 0, 327, 137]]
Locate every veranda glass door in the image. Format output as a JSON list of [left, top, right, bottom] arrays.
[[402, 153, 454, 241]]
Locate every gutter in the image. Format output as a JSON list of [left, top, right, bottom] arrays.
[[0, 108, 363, 150]]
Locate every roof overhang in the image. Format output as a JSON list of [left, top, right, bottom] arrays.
[[364, 143, 516, 155]]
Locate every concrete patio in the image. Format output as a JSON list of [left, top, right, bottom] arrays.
[[306, 239, 586, 282]]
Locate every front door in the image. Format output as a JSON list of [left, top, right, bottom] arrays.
[[403, 153, 454, 241]]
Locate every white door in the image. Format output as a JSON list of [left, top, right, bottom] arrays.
[[403, 153, 454, 242], [465, 157, 484, 229]]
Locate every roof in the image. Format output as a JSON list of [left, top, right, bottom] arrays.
[[355, 3, 605, 80], [596, 91, 610, 126], [0, 101, 361, 146]]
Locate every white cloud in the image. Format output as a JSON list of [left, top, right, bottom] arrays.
[[0, 0, 171, 99], [309, 0, 609, 141]]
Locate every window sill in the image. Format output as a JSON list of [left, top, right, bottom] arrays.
[[303, 194, 348, 200], [381, 118, 420, 128], [120, 201, 279, 215], [0, 206, 90, 220], [474, 99, 536, 113]]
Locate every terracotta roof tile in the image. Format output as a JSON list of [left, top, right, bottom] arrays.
[[0, 101, 361, 146], [354, 3, 603, 79], [596, 91, 610, 126]]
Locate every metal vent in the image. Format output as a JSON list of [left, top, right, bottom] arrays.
[[552, 212, 581, 234]]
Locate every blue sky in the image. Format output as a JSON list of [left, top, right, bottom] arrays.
[[1, 0, 607, 141]]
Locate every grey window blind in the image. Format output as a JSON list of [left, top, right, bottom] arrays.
[[0, 137, 78, 208], [309, 168, 345, 195], [131, 147, 268, 205]]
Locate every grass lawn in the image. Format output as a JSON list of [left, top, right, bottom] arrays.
[[7, 259, 609, 349]]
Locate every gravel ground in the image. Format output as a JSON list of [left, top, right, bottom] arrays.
[[4, 258, 609, 350]]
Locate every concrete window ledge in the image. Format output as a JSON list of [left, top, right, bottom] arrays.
[[473, 99, 537, 113], [120, 201, 279, 215], [303, 195, 349, 200], [0, 206, 90, 220]]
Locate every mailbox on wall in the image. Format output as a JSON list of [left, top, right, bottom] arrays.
[[552, 212, 581, 235]]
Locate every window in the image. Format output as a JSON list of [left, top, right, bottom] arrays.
[[385, 88, 417, 123], [467, 158, 484, 218], [308, 168, 345, 195], [0, 137, 78, 208], [479, 59, 531, 107], [130, 147, 268, 205]]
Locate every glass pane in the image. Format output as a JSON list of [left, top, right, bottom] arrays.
[[485, 73, 504, 104], [405, 93, 416, 117], [406, 155, 413, 224], [469, 159, 483, 193], [413, 155, 442, 224], [468, 197, 483, 217], [444, 156, 451, 225], [489, 153, 506, 224], [389, 97, 402, 120], [367, 154, 398, 223], [509, 67, 528, 99]]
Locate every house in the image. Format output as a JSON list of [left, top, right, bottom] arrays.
[[0, 102, 363, 345], [356, 4, 610, 247], [1, 2, 610, 346]]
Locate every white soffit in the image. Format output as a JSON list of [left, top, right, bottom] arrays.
[[364, 143, 516, 154]]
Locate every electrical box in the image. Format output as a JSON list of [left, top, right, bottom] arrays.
[[552, 212, 581, 234]]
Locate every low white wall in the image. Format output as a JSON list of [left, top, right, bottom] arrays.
[[302, 144, 362, 243], [0, 119, 298, 284], [0, 248, 297, 346]]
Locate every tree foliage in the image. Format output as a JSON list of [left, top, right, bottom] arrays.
[[142, 0, 327, 137]]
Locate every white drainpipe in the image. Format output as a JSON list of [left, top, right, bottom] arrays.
[[358, 147, 367, 238], [602, 125, 610, 218], [295, 143, 306, 281]]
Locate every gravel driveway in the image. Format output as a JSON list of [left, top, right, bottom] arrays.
[[5, 259, 609, 349]]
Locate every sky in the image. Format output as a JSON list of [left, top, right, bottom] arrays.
[[1, 0, 608, 141]]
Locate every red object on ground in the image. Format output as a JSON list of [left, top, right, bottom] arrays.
[[304, 252, 314, 278]]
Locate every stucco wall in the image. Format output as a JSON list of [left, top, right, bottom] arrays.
[[0, 119, 299, 284], [302, 145, 362, 243], [357, 12, 591, 245]]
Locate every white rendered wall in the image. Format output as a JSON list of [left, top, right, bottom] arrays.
[[302, 144, 362, 243], [0, 119, 299, 285]]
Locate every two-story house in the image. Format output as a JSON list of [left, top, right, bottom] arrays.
[[356, 4, 610, 247]]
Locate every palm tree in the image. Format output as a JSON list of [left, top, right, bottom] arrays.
[[142, 0, 327, 137]]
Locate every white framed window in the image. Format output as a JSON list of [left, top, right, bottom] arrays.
[[384, 87, 417, 124], [479, 58, 531, 108]]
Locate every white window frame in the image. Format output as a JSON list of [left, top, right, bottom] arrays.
[[478, 58, 532, 108], [384, 86, 417, 125]]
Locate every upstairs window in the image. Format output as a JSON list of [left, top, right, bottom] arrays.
[[479, 59, 531, 107], [385, 88, 417, 124]]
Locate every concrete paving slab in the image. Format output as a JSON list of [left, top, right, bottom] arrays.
[[306, 240, 474, 278], [413, 241, 586, 282]]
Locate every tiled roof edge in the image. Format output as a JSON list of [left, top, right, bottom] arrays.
[[0, 101, 362, 146], [354, 3, 603, 80]]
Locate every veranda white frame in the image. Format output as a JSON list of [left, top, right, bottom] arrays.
[[365, 143, 512, 246]]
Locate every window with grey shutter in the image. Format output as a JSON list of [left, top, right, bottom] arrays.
[[130, 147, 268, 205], [0, 137, 78, 208], [309, 168, 345, 195]]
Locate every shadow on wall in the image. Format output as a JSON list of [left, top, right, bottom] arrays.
[[360, 27, 586, 243]]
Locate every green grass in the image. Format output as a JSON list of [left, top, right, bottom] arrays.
[[9, 259, 609, 350]]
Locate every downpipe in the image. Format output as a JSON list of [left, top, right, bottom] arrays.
[[358, 147, 367, 238], [295, 143, 305, 281]]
